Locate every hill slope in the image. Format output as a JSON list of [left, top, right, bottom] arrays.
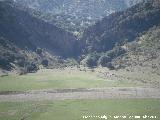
[[1, 0, 160, 73], [14, 0, 142, 35], [113, 26, 160, 74], [0, 0, 78, 57], [0, 0, 80, 74], [80, 0, 160, 70], [82, 0, 160, 53]]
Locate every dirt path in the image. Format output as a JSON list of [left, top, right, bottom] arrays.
[[0, 87, 160, 102]]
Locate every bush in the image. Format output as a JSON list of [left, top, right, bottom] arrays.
[[106, 62, 115, 70], [0, 37, 7, 47], [41, 59, 49, 67], [65, 58, 78, 66], [98, 46, 126, 67], [0, 58, 12, 70], [107, 46, 126, 58], [26, 63, 39, 73], [98, 55, 112, 67], [36, 47, 43, 55], [84, 53, 100, 67], [86, 57, 97, 67]]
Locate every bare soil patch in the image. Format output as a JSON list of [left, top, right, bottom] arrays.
[[0, 87, 160, 102]]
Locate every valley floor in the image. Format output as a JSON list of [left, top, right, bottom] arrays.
[[0, 87, 160, 102], [0, 67, 160, 120], [0, 99, 160, 120]]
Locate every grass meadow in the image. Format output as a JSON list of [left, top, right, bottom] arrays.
[[0, 68, 143, 91], [0, 68, 159, 120], [0, 99, 160, 120]]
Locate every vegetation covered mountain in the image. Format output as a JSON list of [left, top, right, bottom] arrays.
[[0, 0, 160, 73], [81, 0, 160, 69], [0, 0, 79, 74], [13, 0, 142, 36], [0, 35, 78, 74], [0, 0, 79, 57], [82, 0, 160, 53], [0, 36, 61, 73], [113, 26, 160, 74]]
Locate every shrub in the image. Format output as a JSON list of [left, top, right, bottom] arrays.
[[65, 58, 78, 66], [0, 58, 12, 70], [36, 47, 43, 55], [98, 55, 112, 67], [106, 62, 115, 70], [26, 62, 39, 73], [41, 59, 49, 67], [98, 46, 126, 67], [84, 53, 100, 67]]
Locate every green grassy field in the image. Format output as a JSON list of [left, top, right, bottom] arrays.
[[0, 69, 143, 91], [0, 99, 159, 120], [0, 68, 159, 120]]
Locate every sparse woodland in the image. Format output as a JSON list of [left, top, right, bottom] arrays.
[[0, 0, 160, 74]]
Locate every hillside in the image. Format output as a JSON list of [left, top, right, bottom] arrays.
[[0, 0, 78, 57], [0, 36, 62, 74], [1, 0, 160, 73], [0, 0, 80, 74], [82, 0, 160, 53], [80, 0, 160, 69], [113, 26, 160, 74], [0, 1, 160, 119], [14, 0, 142, 36], [0, 35, 79, 75]]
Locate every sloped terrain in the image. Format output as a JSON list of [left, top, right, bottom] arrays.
[[82, 0, 160, 53], [80, 0, 160, 70], [0, 1, 80, 74], [14, 0, 142, 35], [0, 36, 62, 74], [1, 0, 160, 74], [0, 0, 78, 57], [113, 26, 160, 74], [0, 1, 160, 119]]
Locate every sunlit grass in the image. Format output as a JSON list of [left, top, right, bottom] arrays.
[[0, 99, 159, 120], [0, 68, 142, 91]]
